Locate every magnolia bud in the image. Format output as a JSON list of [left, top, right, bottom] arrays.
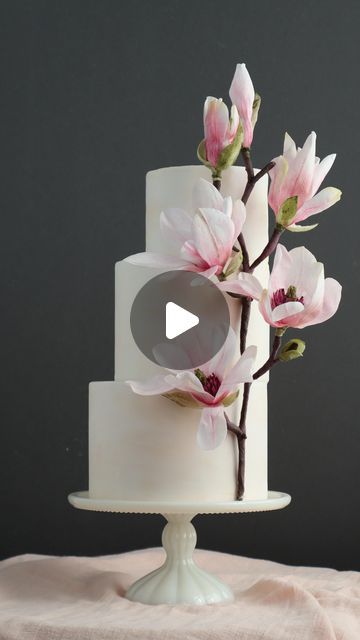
[[279, 338, 306, 362]]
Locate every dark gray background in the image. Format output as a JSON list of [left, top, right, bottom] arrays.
[[1, 0, 359, 569]]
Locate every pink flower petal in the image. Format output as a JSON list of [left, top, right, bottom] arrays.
[[192, 177, 225, 212], [217, 344, 257, 396], [297, 277, 342, 328], [311, 153, 336, 195], [268, 155, 289, 214], [217, 272, 264, 300], [285, 131, 316, 206], [271, 301, 305, 324], [231, 199, 246, 239], [165, 371, 206, 396], [269, 244, 293, 294], [203, 325, 237, 379], [283, 132, 297, 160], [160, 208, 193, 251], [126, 376, 173, 396], [196, 406, 228, 450], [193, 207, 234, 267], [294, 187, 342, 223], [229, 63, 255, 147]]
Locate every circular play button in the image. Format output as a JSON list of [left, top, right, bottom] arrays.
[[130, 270, 230, 370]]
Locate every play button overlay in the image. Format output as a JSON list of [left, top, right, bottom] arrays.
[[166, 302, 199, 339], [130, 270, 230, 370]]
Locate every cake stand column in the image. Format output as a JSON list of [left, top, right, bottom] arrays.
[[125, 512, 234, 605]]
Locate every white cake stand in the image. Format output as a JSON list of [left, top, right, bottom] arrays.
[[68, 490, 290, 606]]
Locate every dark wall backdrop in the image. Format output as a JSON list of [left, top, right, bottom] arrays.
[[1, 0, 359, 570]]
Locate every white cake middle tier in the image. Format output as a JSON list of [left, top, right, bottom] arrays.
[[114, 260, 269, 381]]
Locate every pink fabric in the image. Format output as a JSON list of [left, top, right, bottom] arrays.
[[0, 547, 359, 639]]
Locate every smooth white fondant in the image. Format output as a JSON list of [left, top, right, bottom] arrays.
[[90, 165, 270, 503], [89, 381, 238, 502]]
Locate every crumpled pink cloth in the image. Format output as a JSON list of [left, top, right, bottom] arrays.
[[0, 548, 359, 639]]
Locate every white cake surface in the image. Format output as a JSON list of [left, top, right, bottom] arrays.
[[89, 165, 269, 502]]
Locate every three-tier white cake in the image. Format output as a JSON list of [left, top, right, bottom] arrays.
[[89, 165, 269, 502]]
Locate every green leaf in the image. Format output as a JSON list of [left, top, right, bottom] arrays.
[[222, 390, 239, 407], [279, 338, 306, 362], [222, 251, 243, 278], [216, 121, 244, 172], [162, 391, 201, 408], [277, 196, 298, 227]]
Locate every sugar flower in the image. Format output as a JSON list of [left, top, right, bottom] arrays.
[[229, 63, 259, 148], [203, 97, 240, 169], [126, 328, 257, 450], [126, 178, 246, 278], [269, 132, 342, 231], [218, 245, 342, 330]]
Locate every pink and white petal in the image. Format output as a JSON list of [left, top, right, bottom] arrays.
[[258, 291, 275, 325], [300, 277, 342, 327], [165, 371, 205, 395], [196, 406, 228, 450], [125, 252, 191, 269], [217, 272, 264, 300], [160, 208, 193, 250], [269, 244, 293, 294], [284, 131, 316, 205], [222, 196, 233, 218], [217, 344, 257, 397], [268, 155, 289, 214], [283, 132, 297, 160], [229, 63, 255, 122], [294, 187, 342, 223], [204, 98, 230, 146], [126, 375, 173, 396], [271, 300, 305, 324], [199, 265, 220, 278], [286, 247, 323, 299], [193, 208, 234, 266], [229, 104, 240, 138], [287, 222, 319, 232], [231, 199, 246, 238], [192, 178, 224, 212], [203, 325, 237, 379], [311, 153, 337, 195]]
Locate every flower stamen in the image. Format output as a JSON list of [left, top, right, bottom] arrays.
[[271, 285, 304, 310], [195, 369, 221, 397]]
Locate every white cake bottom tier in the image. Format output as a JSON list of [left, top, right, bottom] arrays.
[[89, 380, 268, 502]]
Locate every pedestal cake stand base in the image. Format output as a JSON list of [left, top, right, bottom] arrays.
[[68, 490, 291, 605]]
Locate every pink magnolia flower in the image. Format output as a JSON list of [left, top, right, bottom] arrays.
[[229, 63, 256, 148], [126, 328, 257, 450], [203, 97, 240, 168], [269, 132, 342, 231], [126, 178, 246, 278], [218, 245, 342, 330]]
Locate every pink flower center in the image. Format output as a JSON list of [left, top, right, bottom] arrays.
[[195, 369, 221, 397], [271, 285, 304, 310], [203, 373, 221, 396]]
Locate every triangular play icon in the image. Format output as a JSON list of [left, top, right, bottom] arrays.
[[165, 302, 199, 340]]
